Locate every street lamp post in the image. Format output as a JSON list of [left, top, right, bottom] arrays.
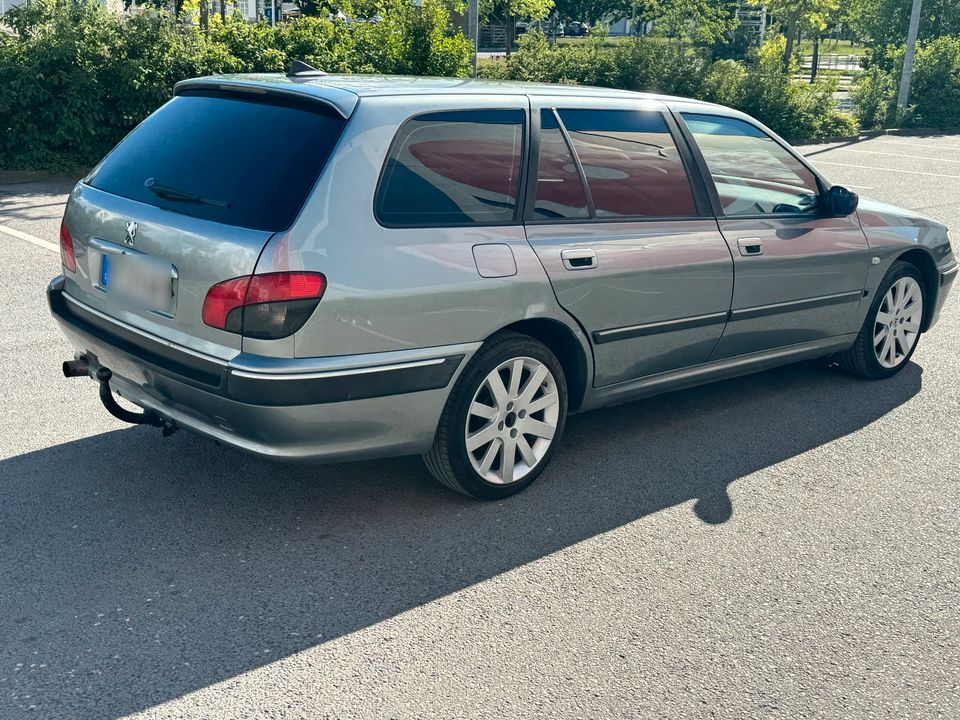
[[896, 0, 923, 113], [469, 0, 479, 78]]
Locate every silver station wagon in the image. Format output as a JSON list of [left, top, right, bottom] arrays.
[[50, 72, 957, 499]]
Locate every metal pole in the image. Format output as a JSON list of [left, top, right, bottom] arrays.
[[468, 0, 479, 78], [897, 0, 923, 111], [271, 0, 276, 26]]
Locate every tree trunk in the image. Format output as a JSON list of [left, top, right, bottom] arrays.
[[810, 35, 819, 82], [220, 0, 226, 22], [199, 0, 209, 30], [782, 15, 798, 69]]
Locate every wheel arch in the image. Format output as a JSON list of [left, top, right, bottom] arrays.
[[498, 318, 590, 411], [895, 248, 939, 331]]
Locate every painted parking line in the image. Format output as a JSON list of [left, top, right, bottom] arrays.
[[811, 160, 960, 179], [0, 222, 58, 253], [820, 147, 960, 164], [873, 139, 960, 152]]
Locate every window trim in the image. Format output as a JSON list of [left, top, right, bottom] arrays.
[[524, 107, 594, 223], [674, 110, 832, 221], [552, 108, 597, 217], [372, 107, 529, 230], [524, 106, 712, 226]]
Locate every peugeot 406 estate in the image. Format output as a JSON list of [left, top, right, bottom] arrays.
[[49, 71, 957, 499]]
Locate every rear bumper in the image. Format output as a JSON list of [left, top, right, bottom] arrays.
[[48, 277, 476, 462]]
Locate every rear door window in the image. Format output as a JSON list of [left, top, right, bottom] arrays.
[[556, 109, 698, 218], [86, 91, 346, 232], [375, 109, 525, 227], [681, 113, 820, 216]]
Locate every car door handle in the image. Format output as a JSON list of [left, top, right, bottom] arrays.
[[561, 248, 597, 270], [737, 237, 764, 256]]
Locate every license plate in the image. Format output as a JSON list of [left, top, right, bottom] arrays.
[[100, 253, 176, 315]]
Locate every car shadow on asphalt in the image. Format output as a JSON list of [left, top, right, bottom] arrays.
[[0, 360, 922, 718]]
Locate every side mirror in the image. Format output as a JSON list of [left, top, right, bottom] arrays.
[[824, 185, 859, 216]]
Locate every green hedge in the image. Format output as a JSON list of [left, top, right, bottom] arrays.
[[0, 0, 472, 169], [479, 32, 857, 141], [909, 36, 960, 128], [2, 1, 887, 171], [854, 36, 960, 130]]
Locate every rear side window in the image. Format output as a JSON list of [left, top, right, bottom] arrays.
[[376, 109, 525, 227], [681, 113, 820, 216], [533, 110, 591, 220], [87, 92, 346, 232], [556, 109, 698, 218]]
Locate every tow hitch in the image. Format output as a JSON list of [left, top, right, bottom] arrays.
[[62, 357, 166, 429]]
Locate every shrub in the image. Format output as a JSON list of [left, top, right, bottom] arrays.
[[736, 36, 857, 140], [0, 0, 471, 169], [479, 33, 856, 141], [478, 30, 710, 97], [701, 59, 748, 107], [852, 66, 895, 130], [910, 36, 960, 128]]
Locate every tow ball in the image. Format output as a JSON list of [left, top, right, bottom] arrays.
[[62, 357, 174, 434]]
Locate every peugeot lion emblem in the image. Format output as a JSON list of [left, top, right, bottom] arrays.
[[125, 220, 138, 246]]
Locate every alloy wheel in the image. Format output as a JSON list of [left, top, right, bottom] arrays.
[[464, 356, 561, 485], [874, 276, 923, 369]]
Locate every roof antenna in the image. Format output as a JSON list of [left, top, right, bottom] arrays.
[[286, 60, 327, 78]]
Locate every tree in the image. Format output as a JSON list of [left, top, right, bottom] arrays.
[[640, 0, 738, 45], [766, 0, 840, 67], [552, 0, 634, 24], [480, 0, 553, 55], [846, 0, 960, 46]]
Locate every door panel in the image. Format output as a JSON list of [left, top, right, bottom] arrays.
[[712, 215, 871, 358], [524, 98, 734, 387], [676, 109, 871, 359], [526, 220, 733, 386]]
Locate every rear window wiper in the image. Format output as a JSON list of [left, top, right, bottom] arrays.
[[144, 178, 231, 209]]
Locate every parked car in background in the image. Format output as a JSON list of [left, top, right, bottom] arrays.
[[50, 73, 956, 499], [565, 21, 588, 36]]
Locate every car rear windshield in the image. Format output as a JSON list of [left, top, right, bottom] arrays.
[[86, 91, 346, 232]]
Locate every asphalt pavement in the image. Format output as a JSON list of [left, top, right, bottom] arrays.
[[0, 134, 958, 719]]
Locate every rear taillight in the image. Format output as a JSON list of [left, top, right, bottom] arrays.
[[59, 220, 77, 273], [202, 271, 326, 339]]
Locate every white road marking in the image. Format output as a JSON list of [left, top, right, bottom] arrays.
[[821, 147, 960, 163], [0, 222, 59, 254], [874, 138, 960, 152], [811, 160, 960, 179]]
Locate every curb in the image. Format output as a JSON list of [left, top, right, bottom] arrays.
[[0, 170, 84, 185], [800, 127, 960, 144]]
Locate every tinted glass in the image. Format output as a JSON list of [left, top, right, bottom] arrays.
[[682, 113, 820, 216], [558, 109, 697, 218], [533, 110, 590, 220], [87, 92, 345, 232], [376, 110, 524, 226]]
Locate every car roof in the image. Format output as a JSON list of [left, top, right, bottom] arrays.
[[174, 73, 721, 118]]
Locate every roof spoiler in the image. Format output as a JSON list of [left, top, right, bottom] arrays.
[[173, 77, 358, 119]]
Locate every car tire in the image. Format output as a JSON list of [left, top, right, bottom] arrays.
[[839, 260, 926, 379], [423, 332, 568, 500]]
